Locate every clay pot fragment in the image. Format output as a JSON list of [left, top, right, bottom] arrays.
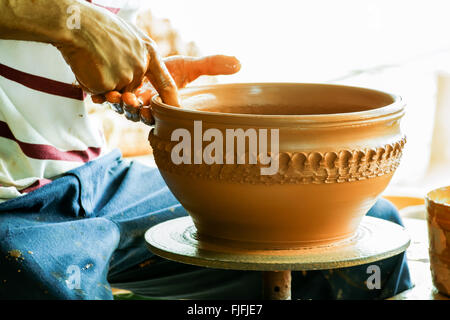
[[426, 186, 450, 296]]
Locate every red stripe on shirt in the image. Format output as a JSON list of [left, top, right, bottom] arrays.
[[0, 63, 85, 101], [1, 2, 120, 100], [96, 5, 121, 14], [0, 121, 101, 162], [86, 0, 121, 14], [20, 178, 53, 194]]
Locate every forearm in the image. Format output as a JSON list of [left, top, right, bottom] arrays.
[[0, 0, 85, 44], [0, 0, 177, 99]]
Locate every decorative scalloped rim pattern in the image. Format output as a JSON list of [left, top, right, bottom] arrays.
[[149, 132, 406, 185]]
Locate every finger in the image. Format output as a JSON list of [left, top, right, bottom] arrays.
[[135, 85, 157, 106], [122, 92, 141, 122], [91, 94, 106, 104], [146, 47, 180, 107], [122, 92, 140, 108], [137, 89, 156, 106], [140, 106, 154, 125], [187, 55, 241, 76], [165, 55, 241, 88], [105, 91, 122, 103], [105, 91, 123, 114], [134, 77, 158, 106]]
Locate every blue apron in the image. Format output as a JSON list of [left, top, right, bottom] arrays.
[[0, 149, 411, 299]]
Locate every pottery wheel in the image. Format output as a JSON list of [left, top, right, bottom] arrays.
[[145, 216, 410, 271]]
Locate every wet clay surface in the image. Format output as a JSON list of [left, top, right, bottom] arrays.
[[150, 83, 406, 249]]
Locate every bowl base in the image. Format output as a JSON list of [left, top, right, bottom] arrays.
[[145, 216, 410, 271], [193, 228, 357, 250]]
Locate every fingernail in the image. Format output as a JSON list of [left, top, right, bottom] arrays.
[[122, 92, 140, 108], [232, 62, 241, 70], [225, 63, 241, 71]]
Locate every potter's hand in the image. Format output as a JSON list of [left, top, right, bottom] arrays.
[[57, 2, 180, 105], [0, 0, 178, 105], [92, 55, 241, 125]]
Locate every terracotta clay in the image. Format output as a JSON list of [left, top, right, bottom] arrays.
[[426, 186, 450, 296], [149, 83, 406, 249]]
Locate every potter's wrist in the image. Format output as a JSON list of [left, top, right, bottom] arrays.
[[59, 1, 98, 47], [0, 0, 78, 44]]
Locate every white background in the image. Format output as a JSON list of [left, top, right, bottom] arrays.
[[140, 0, 450, 190]]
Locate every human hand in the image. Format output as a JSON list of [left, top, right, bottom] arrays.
[[56, 2, 179, 106], [91, 55, 241, 125]]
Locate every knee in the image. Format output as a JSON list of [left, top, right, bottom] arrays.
[[366, 198, 403, 227]]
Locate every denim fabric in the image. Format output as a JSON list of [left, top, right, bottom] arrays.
[[0, 149, 412, 299]]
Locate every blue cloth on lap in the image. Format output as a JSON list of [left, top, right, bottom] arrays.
[[0, 149, 412, 299]]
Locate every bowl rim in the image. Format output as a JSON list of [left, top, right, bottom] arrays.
[[151, 82, 405, 127], [426, 186, 450, 208]]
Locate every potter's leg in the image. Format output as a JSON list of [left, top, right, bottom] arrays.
[[0, 149, 185, 300], [0, 150, 261, 300], [0, 176, 120, 299], [101, 160, 263, 299], [290, 198, 412, 300], [109, 257, 263, 299], [366, 198, 405, 226]]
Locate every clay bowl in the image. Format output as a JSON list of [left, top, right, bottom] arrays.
[[149, 83, 406, 249], [426, 186, 450, 296]]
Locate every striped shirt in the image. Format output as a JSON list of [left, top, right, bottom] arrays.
[[0, 0, 139, 202]]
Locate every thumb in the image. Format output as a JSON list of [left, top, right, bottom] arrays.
[[165, 55, 241, 89]]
